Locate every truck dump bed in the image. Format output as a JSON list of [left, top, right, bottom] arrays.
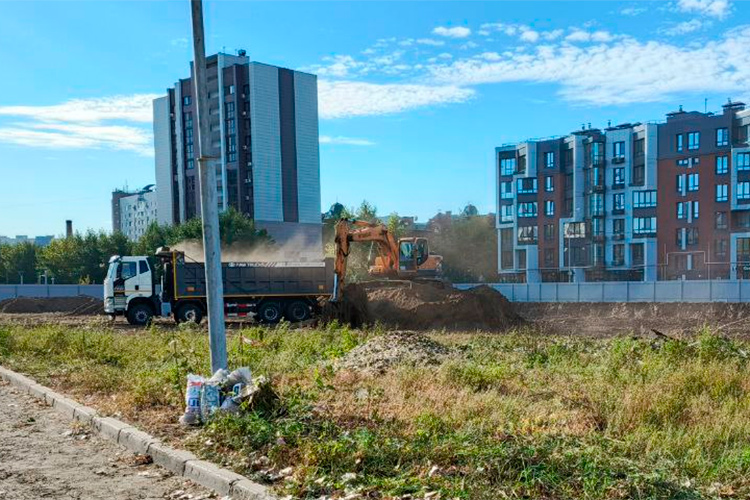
[[172, 258, 334, 298]]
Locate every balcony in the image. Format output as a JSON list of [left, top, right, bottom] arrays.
[[612, 156, 626, 164]]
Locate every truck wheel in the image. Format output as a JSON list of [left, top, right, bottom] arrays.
[[257, 301, 282, 324], [285, 300, 310, 322], [127, 304, 153, 326], [176, 303, 203, 324]]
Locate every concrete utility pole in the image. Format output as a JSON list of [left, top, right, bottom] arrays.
[[190, 0, 228, 373]]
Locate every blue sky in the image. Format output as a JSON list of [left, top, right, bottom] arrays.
[[0, 0, 748, 237]]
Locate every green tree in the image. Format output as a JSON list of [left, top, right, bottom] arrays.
[[0, 242, 38, 284], [134, 222, 170, 256]]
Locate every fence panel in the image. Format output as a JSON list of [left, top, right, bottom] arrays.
[[0, 284, 104, 300]]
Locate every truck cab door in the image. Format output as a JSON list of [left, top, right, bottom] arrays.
[[119, 261, 139, 294]]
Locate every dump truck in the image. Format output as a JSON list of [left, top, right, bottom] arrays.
[[104, 247, 334, 325]]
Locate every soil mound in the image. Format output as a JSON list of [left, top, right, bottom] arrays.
[[338, 331, 450, 374], [0, 296, 102, 315], [341, 281, 520, 331]]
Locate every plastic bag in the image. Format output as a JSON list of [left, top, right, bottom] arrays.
[[179, 374, 204, 426]]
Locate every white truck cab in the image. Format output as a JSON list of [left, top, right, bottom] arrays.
[[103, 255, 157, 325]]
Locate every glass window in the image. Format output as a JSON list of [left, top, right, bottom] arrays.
[[716, 156, 728, 174], [544, 151, 555, 168], [500, 158, 517, 176], [688, 131, 700, 150], [716, 184, 728, 202], [518, 202, 538, 218], [500, 204, 514, 222], [687, 173, 699, 192], [715, 239, 728, 259], [589, 193, 603, 216], [633, 216, 656, 235], [738, 153, 750, 171], [613, 167, 625, 186], [613, 244, 625, 266], [738, 181, 750, 200], [139, 260, 149, 274], [613, 193, 625, 211], [633, 190, 656, 208], [716, 128, 729, 147], [677, 202, 685, 219], [613, 141, 625, 158], [516, 178, 538, 194], [715, 211, 728, 229], [120, 262, 137, 280], [544, 248, 555, 267], [517, 226, 538, 244], [501, 181, 514, 199], [183, 95, 191, 106], [544, 223, 555, 241], [225, 102, 235, 119], [631, 243, 644, 266], [545, 200, 555, 216], [677, 174, 684, 193], [676, 134, 684, 152], [687, 227, 699, 245], [693, 201, 699, 219], [545, 176, 554, 192], [613, 218, 625, 236]]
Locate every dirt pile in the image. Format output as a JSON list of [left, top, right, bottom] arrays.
[[338, 331, 450, 374], [340, 281, 521, 331], [0, 296, 102, 315]]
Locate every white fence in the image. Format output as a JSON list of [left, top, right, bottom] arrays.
[[0, 285, 103, 301], [456, 280, 750, 303]]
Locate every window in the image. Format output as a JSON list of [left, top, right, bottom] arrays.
[[564, 222, 586, 238], [120, 262, 137, 280], [184, 112, 193, 127], [186, 159, 194, 169], [613, 193, 625, 212], [677, 202, 686, 219], [500, 229, 514, 269], [692, 201, 699, 219], [634, 216, 656, 235], [613, 167, 625, 187], [516, 178, 538, 194], [716, 184, 728, 202], [544, 200, 555, 216], [676, 134, 684, 152], [591, 217, 604, 237], [544, 223, 556, 241], [716, 127, 729, 147], [500, 204, 514, 222], [518, 202, 537, 217], [226, 118, 235, 134], [715, 211, 728, 229], [544, 248, 555, 267], [715, 239, 728, 259], [225, 85, 235, 95], [687, 227, 699, 245], [631, 243, 644, 266], [677, 174, 685, 193], [183, 95, 191, 106], [186, 143, 194, 157], [517, 249, 527, 269], [688, 131, 700, 150], [633, 190, 657, 208], [545, 151, 555, 169], [677, 159, 690, 167], [716, 156, 728, 174], [139, 260, 149, 275], [738, 153, 750, 171], [225, 102, 235, 119], [738, 182, 750, 201], [545, 176, 554, 192], [518, 155, 527, 174], [517, 226, 538, 244], [736, 212, 750, 229], [613, 218, 625, 236], [687, 173, 699, 192], [739, 238, 750, 264], [613, 141, 625, 159], [613, 244, 625, 266], [633, 164, 645, 186], [501, 181, 514, 199], [500, 158, 517, 176], [589, 193, 603, 216]]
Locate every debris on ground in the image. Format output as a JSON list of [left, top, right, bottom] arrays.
[[0, 296, 102, 315], [334, 281, 521, 331], [337, 331, 451, 375]]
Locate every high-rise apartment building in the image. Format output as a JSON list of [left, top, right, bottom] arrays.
[[153, 51, 322, 259], [112, 185, 158, 241], [496, 101, 750, 282]]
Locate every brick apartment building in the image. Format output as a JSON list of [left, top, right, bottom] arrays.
[[496, 101, 750, 282], [153, 51, 322, 259]]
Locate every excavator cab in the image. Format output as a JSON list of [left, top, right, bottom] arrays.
[[398, 237, 430, 272]]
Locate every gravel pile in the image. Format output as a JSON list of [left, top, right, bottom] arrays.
[[337, 331, 451, 375]]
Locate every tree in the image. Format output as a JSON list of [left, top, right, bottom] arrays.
[[460, 203, 479, 218], [39, 231, 133, 284], [134, 222, 170, 256], [0, 242, 38, 284], [429, 214, 498, 283]]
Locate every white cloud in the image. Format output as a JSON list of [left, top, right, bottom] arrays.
[[170, 37, 189, 48], [477, 52, 502, 61], [662, 19, 706, 35], [428, 26, 750, 105], [620, 6, 648, 16], [564, 29, 616, 43], [399, 38, 415, 47], [0, 94, 159, 156], [460, 41, 479, 50], [542, 29, 565, 41], [319, 135, 376, 146], [480, 23, 518, 36], [318, 80, 475, 119], [432, 26, 472, 39], [519, 29, 540, 43], [416, 38, 445, 46], [676, 0, 731, 19], [438, 53, 453, 59]]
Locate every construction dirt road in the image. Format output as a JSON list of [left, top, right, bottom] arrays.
[[0, 381, 215, 500]]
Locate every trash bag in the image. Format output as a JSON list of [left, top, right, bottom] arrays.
[[179, 374, 204, 426]]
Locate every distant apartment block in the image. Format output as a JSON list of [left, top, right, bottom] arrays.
[[496, 101, 750, 282], [153, 51, 322, 259], [112, 185, 157, 241], [0, 235, 54, 246]]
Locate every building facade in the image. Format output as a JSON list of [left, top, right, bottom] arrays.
[[496, 102, 750, 282], [153, 51, 322, 260], [112, 185, 158, 241]]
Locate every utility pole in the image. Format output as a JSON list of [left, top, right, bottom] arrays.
[[190, 0, 227, 373]]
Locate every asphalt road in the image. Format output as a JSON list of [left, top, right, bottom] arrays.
[[0, 381, 217, 500]]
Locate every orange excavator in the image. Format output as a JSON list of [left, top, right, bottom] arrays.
[[332, 219, 443, 301]]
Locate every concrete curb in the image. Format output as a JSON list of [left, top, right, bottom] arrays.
[[0, 365, 276, 500]]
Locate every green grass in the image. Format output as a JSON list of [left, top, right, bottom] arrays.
[[2, 322, 750, 499]]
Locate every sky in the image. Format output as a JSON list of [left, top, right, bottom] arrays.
[[0, 0, 749, 237]]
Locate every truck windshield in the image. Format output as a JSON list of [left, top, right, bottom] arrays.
[[106, 261, 119, 280]]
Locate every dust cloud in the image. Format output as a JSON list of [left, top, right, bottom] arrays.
[[173, 233, 322, 263]]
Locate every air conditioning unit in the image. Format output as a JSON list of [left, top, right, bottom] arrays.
[[242, 111, 247, 116]]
